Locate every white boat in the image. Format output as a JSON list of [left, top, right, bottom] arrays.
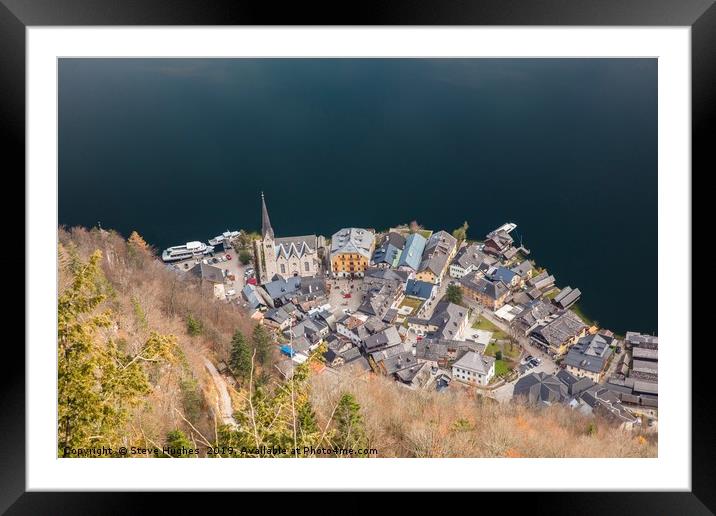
[[489, 222, 517, 236], [209, 230, 240, 247], [162, 241, 215, 262]]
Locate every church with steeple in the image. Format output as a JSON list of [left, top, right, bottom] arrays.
[[253, 192, 320, 284]]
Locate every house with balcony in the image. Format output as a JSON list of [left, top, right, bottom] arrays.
[[459, 271, 510, 310], [415, 230, 458, 284], [330, 227, 376, 278]]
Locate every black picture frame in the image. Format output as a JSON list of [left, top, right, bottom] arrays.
[[3, 0, 712, 513]]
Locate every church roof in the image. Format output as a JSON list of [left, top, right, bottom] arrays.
[[261, 192, 274, 239]]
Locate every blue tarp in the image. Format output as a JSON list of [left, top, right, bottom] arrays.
[[279, 344, 295, 357]]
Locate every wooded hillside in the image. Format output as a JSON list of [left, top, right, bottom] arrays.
[[57, 226, 656, 458]]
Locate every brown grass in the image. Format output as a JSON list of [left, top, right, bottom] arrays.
[[58, 226, 257, 448], [310, 371, 657, 458], [58, 226, 658, 458]]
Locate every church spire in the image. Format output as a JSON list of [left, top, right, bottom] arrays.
[[261, 191, 274, 239]]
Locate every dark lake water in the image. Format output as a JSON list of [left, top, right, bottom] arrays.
[[59, 58, 657, 335]]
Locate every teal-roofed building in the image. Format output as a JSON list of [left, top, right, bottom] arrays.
[[398, 233, 427, 271]]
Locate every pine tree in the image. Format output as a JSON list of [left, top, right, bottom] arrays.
[[229, 330, 252, 379], [446, 284, 463, 305], [215, 348, 324, 457], [251, 324, 272, 365], [162, 429, 195, 458], [58, 249, 176, 457], [333, 393, 370, 456]]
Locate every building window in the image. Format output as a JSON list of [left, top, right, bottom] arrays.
[[304, 261, 310, 272], [280, 264, 286, 274]]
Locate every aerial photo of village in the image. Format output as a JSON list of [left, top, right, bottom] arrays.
[[58, 58, 657, 459], [58, 193, 658, 458]]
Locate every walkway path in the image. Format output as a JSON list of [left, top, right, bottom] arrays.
[[203, 358, 238, 428]]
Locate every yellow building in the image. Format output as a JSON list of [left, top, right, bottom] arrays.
[[416, 230, 458, 284], [330, 228, 375, 278]]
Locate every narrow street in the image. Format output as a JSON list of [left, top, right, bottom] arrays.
[[463, 298, 559, 402]]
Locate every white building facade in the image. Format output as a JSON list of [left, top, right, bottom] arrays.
[[255, 193, 320, 283], [451, 351, 496, 386]]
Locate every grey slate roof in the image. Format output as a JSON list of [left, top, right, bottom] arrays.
[[452, 243, 491, 270], [263, 276, 302, 300], [554, 286, 582, 309], [362, 325, 402, 352], [262, 276, 326, 304], [242, 284, 263, 310], [274, 235, 317, 259], [290, 317, 328, 340], [265, 306, 291, 325], [405, 279, 435, 299], [632, 347, 658, 360], [459, 272, 509, 301], [487, 266, 518, 285], [428, 301, 468, 340], [511, 260, 534, 277], [452, 351, 495, 375], [513, 372, 568, 405], [556, 369, 595, 396], [419, 230, 457, 275], [330, 227, 375, 259], [625, 331, 658, 349], [382, 351, 421, 375], [515, 300, 558, 329], [528, 270, 556, 290], [395, 361, 428, 384], [529, 310, 587, 348], [371, 242, 401, 266], [198, 262, 226, 284], [415, 338, 486, 362], [261, 192, 274, 239], [384, 231, 407, 250], [562, 333, 613, 374], [364, 267, 410, 284]]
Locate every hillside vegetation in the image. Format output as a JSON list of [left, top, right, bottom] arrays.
[[57, 226, 656, 458]]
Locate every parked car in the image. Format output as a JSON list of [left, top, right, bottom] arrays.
[[226, 254, 232, 260], [521, 355, 534, 365]]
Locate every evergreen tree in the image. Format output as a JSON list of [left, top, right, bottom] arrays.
[[238, 250, 253, 265], [186, 315, 203, 336], [333, 393, 370, 456], [215, 349, 324, 457], [446, 284, 463, 305], [229, 330, 252, 379], [162, 429, 195, 458], [251, 324, 272, 365], [58, 249, 176, 456]]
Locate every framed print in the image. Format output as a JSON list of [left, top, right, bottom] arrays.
[[4, 0, 713, 512]]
